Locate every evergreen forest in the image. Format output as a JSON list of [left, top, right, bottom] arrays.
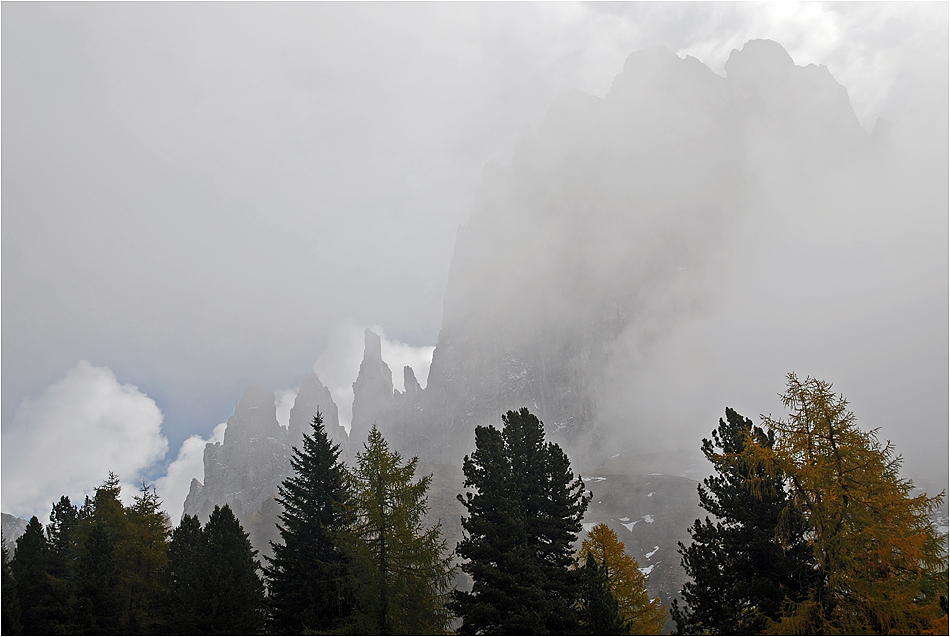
[[2, 375, 947, 635]]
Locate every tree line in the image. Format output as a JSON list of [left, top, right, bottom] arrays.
[[672, 374, 948, 635], [2, 373, 947, 635], [2, 408, 659, 635]]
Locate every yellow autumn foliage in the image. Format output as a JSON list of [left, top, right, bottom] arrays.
[[579, 523, 667, 635], [759, 374, 948, 635]]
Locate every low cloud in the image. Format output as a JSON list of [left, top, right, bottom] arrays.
[[274, 389, 297, 429], [155, 422, 226, 523], [380, 337, 435, 392], [1, 361, 168, 520]]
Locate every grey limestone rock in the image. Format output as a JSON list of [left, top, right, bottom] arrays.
[[395, 38, 872, 468], [350, 329, 396, 449], [183, 375, 347, 558], [1, 512, 29, 549], [183, 384, 289, 525]]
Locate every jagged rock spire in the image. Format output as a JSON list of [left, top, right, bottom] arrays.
[[350, 329, 395, 447]]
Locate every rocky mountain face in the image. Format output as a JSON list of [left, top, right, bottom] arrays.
[[358, 39, 877, 469], [181, 38, 904, 601], [350, 329, 396, 448], [1, 512, 29, 549], [581, 458, 704, 627], [183, 375, 344, 554], [184, 384, 287, 524]]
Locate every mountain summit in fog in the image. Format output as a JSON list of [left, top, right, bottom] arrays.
[[185, 34, 943, 516], [176, 37, 945, 602], [399, 39, 894, 465]]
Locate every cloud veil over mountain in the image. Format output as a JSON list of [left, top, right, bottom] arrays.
[[2, 4, 946, 531]]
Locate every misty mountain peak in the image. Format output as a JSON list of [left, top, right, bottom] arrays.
[[724, 38, 795, 80], [236, 383, 276, 412], [618, 45, 714, 83], [404, 365, 421, 398], [724, 38, 864, 151], [610, 45, 722, 103], [224, 383, 281, 445], [288, 372, 348, 458], [186, 382, 289, 525], [363, 328, 383, 362], [350, 329, 395, 445]]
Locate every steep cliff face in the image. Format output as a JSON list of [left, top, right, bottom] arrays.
[[183, 375, 343, 530], [402, 40, 872, 467], [184, 384, 289, 523], [350, 329, 396, 448], [1, 513, 29, 547], [181, 40, 898, 574]]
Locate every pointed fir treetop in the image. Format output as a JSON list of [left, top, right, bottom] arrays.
[[265, 411, 356, 634]]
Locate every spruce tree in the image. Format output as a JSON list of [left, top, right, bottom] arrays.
[[451, 420, 536, 633], [162, 507, 264, 635], [74, 518, 122, 634], [45, 496, 79, 633], [672, 407, 814, 635], [266, 412, 356, 634], [125, 485, 171, 634], [2, 538, 21, 635], [46, 496, 79, 557], [11, 516, 51, 635], [453, 408, 590, 635], [71, 473, 170, 635], [163, 514, 204, 634], [202, 504, 265, 635], [347, 425, 456, 634], [578, 551, 628, 635]]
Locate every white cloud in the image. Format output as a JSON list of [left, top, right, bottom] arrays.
[[313, 322, 367, 432], [380, 337, 435, 393], [665, 3, 948, 130], [313, 321, 435, 431], [274, 389, 297, 429], [155, 422, 226, 523], [1, 361, 168, 520]]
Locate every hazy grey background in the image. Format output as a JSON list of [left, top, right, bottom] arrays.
[[3, 2, 947, 520]]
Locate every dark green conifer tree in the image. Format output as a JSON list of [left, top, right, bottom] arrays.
[[2, 538, 21, 635], [72, 475, 126, 635], [162, 514, 204, 634], [12, 516, 51, 635], [202, 504, 265, 635], [70, 473, 170, 635], [453, 408, 590, 635], [578, 551, 628, 635], [45, 496, 79, 633], [265, 412, 356, 634], [672, 407, 815, 635], [125, 485, 171, 634]]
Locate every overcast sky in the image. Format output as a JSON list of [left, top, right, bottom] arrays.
[[3, 2, 947, 520]]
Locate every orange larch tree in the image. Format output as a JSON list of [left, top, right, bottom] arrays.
[[579, 523, 667, 635], [761, 374, 948, 635]]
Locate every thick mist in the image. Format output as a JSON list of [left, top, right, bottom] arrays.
[[602, 44, 948, 492], [2, 3, 946, 520], [434, 40, 947, 490]]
